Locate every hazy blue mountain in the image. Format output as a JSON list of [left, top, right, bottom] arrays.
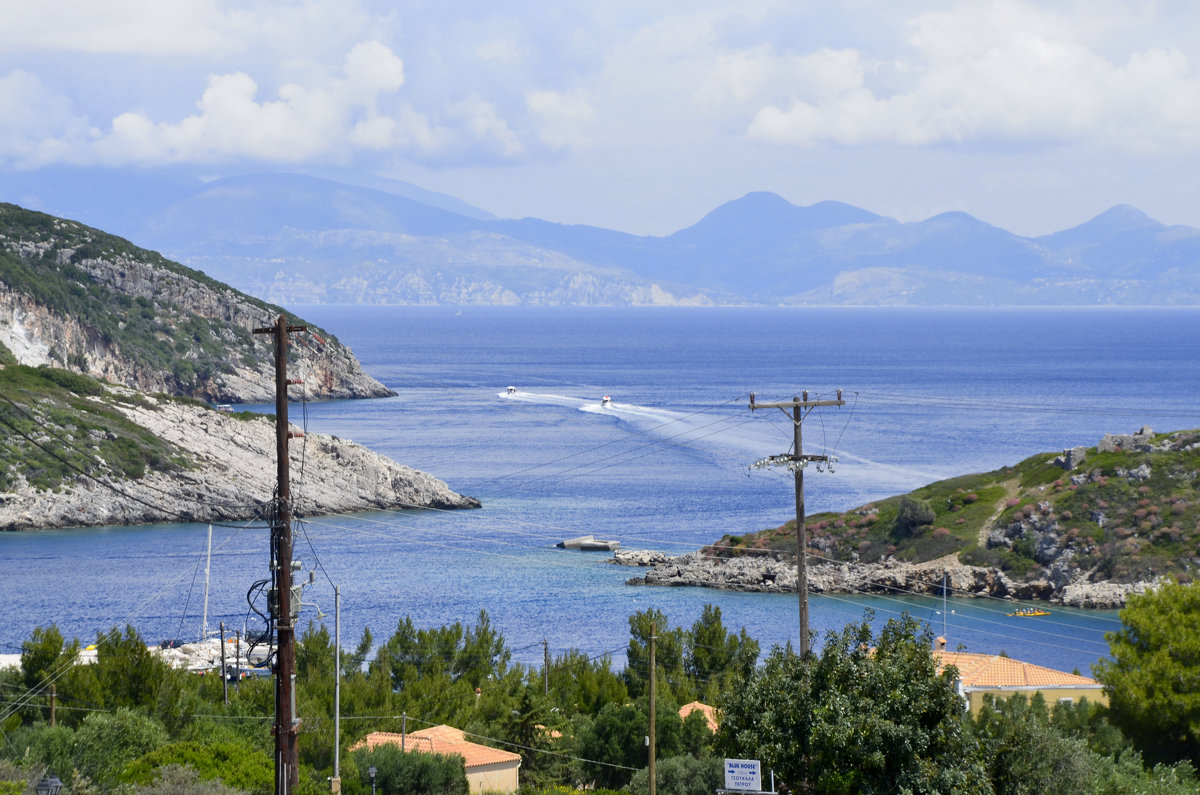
[[2, 168, 1198, 306], [1035, 204, 1200, 280]]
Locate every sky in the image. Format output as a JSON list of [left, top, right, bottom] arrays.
[[2, 0, 1200, 237]]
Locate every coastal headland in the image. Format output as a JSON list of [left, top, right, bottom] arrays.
[[614, 426, 1200, 609]]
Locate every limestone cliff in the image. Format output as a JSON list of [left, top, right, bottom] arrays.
[[0, 384, 478, 531], [0, 203, 393, 403]]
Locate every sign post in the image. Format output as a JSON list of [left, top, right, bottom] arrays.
[[718, 758, 772, 794]]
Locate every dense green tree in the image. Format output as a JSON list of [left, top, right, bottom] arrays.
[[374, 611, 510, 693], [18, 625, 84, 727], [574, 702, 645, 790], [718, 612, 989, 794], [125, 763, 248, 794], [971, 693, 1198, 794], [121, 740, 272, 791], [546, 648, 627, 715], [1046, 696, 1130, 758], [1094, 580, 1200, 766], [626, 754, 723, 795], [894, 495, 936, 538], [625, 609, 687, 701], [574, 695, 705, 790], [347, 744, 468, 795], [72, 707, 169, 786], [973, 694, 1101, 793], [3, 724, 75, 782], [685, 604, 758, 699]]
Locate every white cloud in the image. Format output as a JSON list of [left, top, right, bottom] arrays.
[[450, 96, 523, 158], [745, 1, 1200, 150], [34, 39, 524, 166], [476, 38, 527, 64], [526, 90, 596, 151], [0, 70, 97, 166], [93, 71, 341, 162], [343, 40, 405, 98], [0, 0, 245, 56]]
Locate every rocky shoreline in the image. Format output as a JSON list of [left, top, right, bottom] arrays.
[[612, 549, 1157, 609], [0, 389, 478, 531]]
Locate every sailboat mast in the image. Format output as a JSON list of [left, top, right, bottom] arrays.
[[201, 524, 213, 641]]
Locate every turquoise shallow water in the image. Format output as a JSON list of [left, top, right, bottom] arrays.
[[4, 307, 1198, 675]]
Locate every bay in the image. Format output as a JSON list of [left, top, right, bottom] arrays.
[[4, 307, 1199, 677]]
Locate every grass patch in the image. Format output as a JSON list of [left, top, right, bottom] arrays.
[[0, 365, 192, 491]]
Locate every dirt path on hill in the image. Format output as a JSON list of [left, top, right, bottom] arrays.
[[979, 478, 1021, 546]]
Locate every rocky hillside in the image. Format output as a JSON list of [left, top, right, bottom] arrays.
[[620, 427, 1200, 607], [0, 364, 477, 530], [0, 203, 393, 403]]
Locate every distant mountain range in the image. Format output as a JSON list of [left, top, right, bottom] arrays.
[[5, 168, 1200, 306]]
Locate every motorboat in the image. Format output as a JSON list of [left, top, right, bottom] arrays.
[[506, 386, 517, 395], [600, 395, 612, 406]]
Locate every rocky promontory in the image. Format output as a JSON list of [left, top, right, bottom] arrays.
[[0, 386, 477, 531], [612, 549, 1157, 609], [0, 203, 392, 403], [631, 427, 1199, 609]]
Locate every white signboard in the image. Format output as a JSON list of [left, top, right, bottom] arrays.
[[724, 758, 762, 792]]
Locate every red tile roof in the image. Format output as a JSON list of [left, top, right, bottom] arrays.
[[351, 726, 521, 769], [933, 650, 1101, 689], [679, 701, 719, 733]]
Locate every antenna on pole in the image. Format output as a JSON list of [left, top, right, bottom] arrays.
[[748, 390, 844, 656]]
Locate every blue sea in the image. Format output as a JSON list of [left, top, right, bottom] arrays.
[[4, 307, 1200, 677]]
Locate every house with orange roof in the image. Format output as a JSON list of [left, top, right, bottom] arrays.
[[679, 701, 719, 733], [351, 725, 521, 794], [932, 644, 1107, 714]]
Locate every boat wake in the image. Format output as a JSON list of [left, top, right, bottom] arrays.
[[498, 388, 949, 500]]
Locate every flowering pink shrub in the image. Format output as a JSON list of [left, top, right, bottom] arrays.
[[932, 527, 951, 538]]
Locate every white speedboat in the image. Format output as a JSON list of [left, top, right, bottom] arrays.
[[506, 385, 517, 395], [600, 395, 612, 406]]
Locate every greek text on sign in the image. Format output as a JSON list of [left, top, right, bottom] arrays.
[[724, 758, 761, 791]]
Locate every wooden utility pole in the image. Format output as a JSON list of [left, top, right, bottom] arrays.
[[648, 631, 657, 795], [220, 621, 228, 706], [749, 390, 844, 656], [254, 314, 306, 795], [332, 585, 341, 794]]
